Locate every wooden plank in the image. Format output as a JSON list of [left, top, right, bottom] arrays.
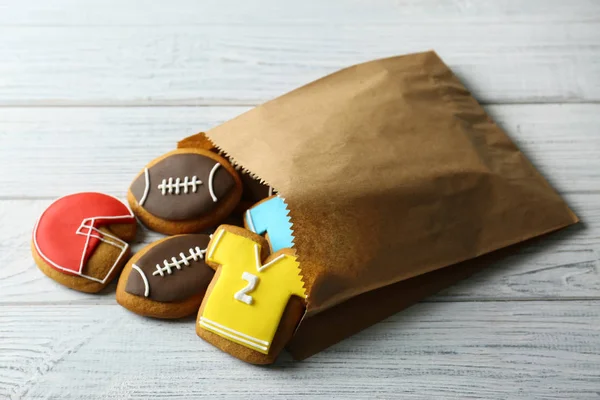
[[2, 0, 599, 26], [434, 233, 600, 301], [0, 1, 599, 104], [0, 199, 166, 305], [0, 106, 247, 198], [1, 190, 598, 305], [1, 104, 599, 198], [1, 302, 599, 399], [483, 104, 600, 194]]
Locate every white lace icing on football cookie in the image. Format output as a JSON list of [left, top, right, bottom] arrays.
[[157, 176, 203, 195], [153, 161, 224, 205], [138, 168, 151, 206], [131, 264, 150, 297], [152, 246, 207, 277], [208, 162, 221, 202]]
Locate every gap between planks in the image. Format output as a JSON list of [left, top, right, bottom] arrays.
[[2, 298, 600, 308], [3, 100, 600, 107]]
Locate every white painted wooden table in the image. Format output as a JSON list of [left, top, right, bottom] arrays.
[[1, 1, 599, 398]]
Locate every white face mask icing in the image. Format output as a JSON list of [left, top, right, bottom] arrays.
[[74, 217, 130, 283]]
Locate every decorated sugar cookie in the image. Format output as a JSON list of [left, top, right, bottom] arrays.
[[244, 195, 293, 252], [31, 192, 137, 293], [128, 148, 242, 235], [236, 172, 274, 213], [116, 234, 215, 319], [196, 225, 306, 364]]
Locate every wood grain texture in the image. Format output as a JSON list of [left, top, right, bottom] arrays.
[[2, 1, 600, 397], [0, 105, 598, 305], [1, 191, 598, 305], [1, 104, 599, 198], [1, 302, 599, 399], [0, 0, 599, 105], [3, 0, 598, 26]]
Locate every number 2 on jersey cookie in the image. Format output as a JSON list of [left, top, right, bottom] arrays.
[[234, 272, 259, 305]]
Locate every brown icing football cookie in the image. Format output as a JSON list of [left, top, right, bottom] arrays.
[[127, 148, 242, 235], [196, 225, 306, 364], [116, 234, 215, 319], [235, 172, 275, 214], [31, 192, 137, 293]]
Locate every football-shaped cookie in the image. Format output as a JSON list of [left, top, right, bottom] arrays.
[[116, 234, 215, 319], [128, 148, 242, 235], [235, 171, 275, 214]]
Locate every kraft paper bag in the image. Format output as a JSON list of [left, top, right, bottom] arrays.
[[181, 51, 578, 359]]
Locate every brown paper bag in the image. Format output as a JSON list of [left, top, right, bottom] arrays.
[[181, 51, 578, 359]]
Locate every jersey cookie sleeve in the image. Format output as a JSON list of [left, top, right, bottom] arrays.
[[206, 229, 248, 269]]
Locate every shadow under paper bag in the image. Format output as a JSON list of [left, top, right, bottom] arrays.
[[181, 51, 578, 360]]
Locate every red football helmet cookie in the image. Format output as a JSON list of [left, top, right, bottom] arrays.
[[33, 192, 136, 284]]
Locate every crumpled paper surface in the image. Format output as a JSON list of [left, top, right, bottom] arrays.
[[186, 51, 578, 358]]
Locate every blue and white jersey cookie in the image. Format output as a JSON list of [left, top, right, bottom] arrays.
[[244, 195, 294, 252]]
